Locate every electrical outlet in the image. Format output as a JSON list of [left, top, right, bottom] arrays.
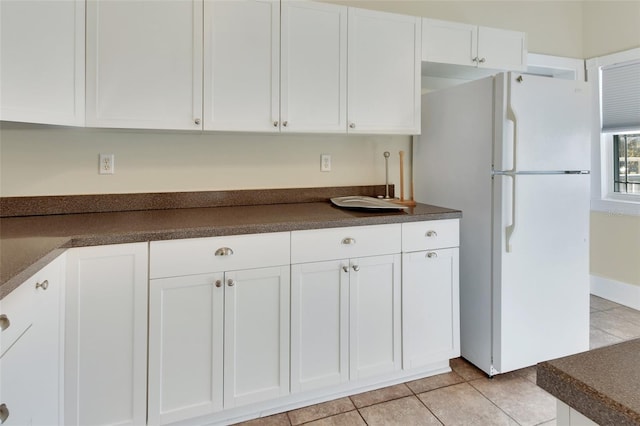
[[321, 154, 331, 172], [99, 154, 115, 175]]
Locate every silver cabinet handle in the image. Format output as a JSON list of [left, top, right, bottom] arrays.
[[349, 123, 355, 129], [227, 279, 235, 287], [341, 237, 356, 245], [194, 118, 201, 125], [214, 247, 234, 256], [427, 252, 438, 258], [478, 57, 486, 63], [342, 266, 349, 273], [0, 403, 9, 424], [352, 265, 360, 272], [283, 121, 288, 127], [215, 280, 222, 288], [426, 230, 437, 237], [472, 56, 478, 63], [0, 314, 9, 331], [36, 279, 49, 290], [273, 121, 279, 127]]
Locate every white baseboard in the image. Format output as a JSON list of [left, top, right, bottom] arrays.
[[590, 275, 640, 311]]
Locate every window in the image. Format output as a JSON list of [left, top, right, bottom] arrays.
[[613, 134, 640, 194], [587, 48, 640, 215]]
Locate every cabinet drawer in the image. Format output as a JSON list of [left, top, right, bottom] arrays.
[[150, 232, 290, 279], [1, 278, 34, 357], [291, 224, 401, 264], [402, 219, 459, 252]]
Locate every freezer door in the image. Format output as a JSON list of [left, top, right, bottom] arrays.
[[492, 173, 590, 374], [494, 73, 591, 172]]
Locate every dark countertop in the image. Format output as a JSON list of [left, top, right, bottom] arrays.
[[537, 339, 640, 426], [0, 201, 461, 299]]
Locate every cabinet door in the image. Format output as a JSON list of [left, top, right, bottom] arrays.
[[204, 0, 279, 131], [86, 0, 203, 129], [224, 266, 290, 408], [349, 254, 401, 380], [421, 18, 476, 66], [477, 26, 527, 71], [291, 260, 349, 393], [148, 273, 224, 425], [402, 248, 460, 369], [347, 8, 421, 134], [65, 243, 148, 426], [30, 255, 65, 426], [280, 1, 347, 133], [0, 0, 84, 126]]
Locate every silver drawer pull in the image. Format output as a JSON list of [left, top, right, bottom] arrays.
[[427, 252, 438, 259], [341, 237, 356, 245], [426, 230, 438, 238], [342, 266, 349, 273], [0, 314, 9, 331], [0, 403, 9, 424], [215, 280, 222, 288], [227, 279, 235, 287], [36, 279, 49, 290], [352, 265, 360, 272], [215, 247, 234, 256]]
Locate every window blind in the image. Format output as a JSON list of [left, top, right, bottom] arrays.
[[601, 60, 640, 132]]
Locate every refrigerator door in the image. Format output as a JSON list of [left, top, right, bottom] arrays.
[[494, 73, 591, 172], [492, 172, 590, 373]]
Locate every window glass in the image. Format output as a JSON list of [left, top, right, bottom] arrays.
[[614, 133, 640, 194]]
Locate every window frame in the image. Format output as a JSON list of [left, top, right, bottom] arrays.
[[587, 48, 640, 216]]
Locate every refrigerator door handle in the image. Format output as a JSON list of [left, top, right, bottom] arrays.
[[505, 174, 516, 253], [506, 76, 518, 173]]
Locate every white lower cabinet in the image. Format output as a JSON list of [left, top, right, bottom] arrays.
[[65, 243, 148, 426], [148, 273, 224, 425], [349, 254, 402, 380], [402, 220, 461, 370], [0, 254, 65, 426], [148, 233, 291, 425], [291, 225, 402, 393], [402, 248, 460, 369], [291, 260, 348, 393]]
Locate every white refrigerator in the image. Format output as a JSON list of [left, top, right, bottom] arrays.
[[413, 72, 591, 376]]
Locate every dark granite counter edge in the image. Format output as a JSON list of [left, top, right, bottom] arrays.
[[0, 208, 461, 300], [537, 360, 640, 426], [1, 247, 70, 300]]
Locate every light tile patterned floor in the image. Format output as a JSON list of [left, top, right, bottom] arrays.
[[236, 295, 640, 426]]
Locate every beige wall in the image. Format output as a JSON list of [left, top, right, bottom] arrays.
[[583, 1, 640, 59], [0, 123, 410, 196], [590, 212, 640, 286]]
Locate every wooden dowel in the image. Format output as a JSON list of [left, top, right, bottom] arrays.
[[399, 150, 405, 201]]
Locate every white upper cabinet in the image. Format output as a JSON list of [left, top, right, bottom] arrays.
[[0, 0, 84, 126], [477, 26, 527, 71], [421, 19, 476, 67], [204, 0, 347, 133], [347, 7, 421, 135], [422, 18, 527, 72], [86, 0, 203, 130], [280, 1, 347, 133], [204, 0, 280, 132]]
